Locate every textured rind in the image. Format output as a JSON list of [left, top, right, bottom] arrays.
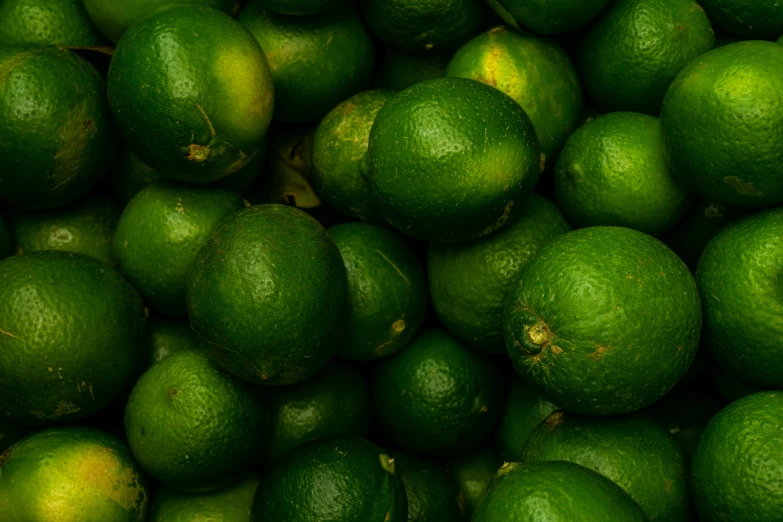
[[695, 206, 783, 388], [698, 0, 783, 39], [149, 472, 260, 521], [504, 226, 702, 415], [491, 0, 612, 34], [0, 0, 106, 46]]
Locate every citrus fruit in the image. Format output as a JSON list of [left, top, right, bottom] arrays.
[[495, 375, 558, 461], [446, 25, 583, 166], [0, 0, 105, 46], [365, 77, 542, 242], [696, 207, 783, 389], [0, 251, 145, 425], [108, 5, 273, 184], [186, 204, 348, 385], [392, 451, 464, 522], [449, 446, 501, 518], [486, 0, 612, 34], [522, 411, 690, 522], [473, 461, 649, 521], [239, 4, 374, 123], [252, 437, 408, 522], [372, 328, 505, 456], [361, 0, 485, 52], [252, 0, 349, 16], [374, 47, 451, 91], [145, 317, 199, 368], [312, 90, 394, 221], [125, 349, 266, 492], [0, 46, 116, 209], [329, 222, 427, 360], [504, 226, 702, 415], [554, 112, 691, 236], [578, 0, 715, 114], [0, 426, 149, 521], [691, 391, 783, 522], [0, 216, 12, 260], [82, 0, 241, 43], [660, 40, 783, 208], [262, 361, 370, 461], [699, 0, 783, 39], [149, 472, 259, 522], [7, 193, 120, 264], [113, 183, 245, 317], [428, 194, 570, 354]]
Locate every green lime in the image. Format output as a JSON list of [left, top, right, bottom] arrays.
[[486, 0, 612, 34], [495, 375, 558, 461], [0, 426, 149, 521], [187, 204, 348, 385], [239, 4, 375, 123], [108, 5, 273, 184], [145, 317, 199, 368], [449, 446, 501, 518], [374, 47, 452, 91], [253, 0, 349, 15], [661, 41, 783, 208], [0, 0, 105, 46], [365, 77, 542, 242], [0, 46, 116, 209], [504, 227, 702, 415], [252, 437, 408, 522], [392, 451, 464, 522], [113, 183, 245, 317], [149, 472, 259, 522], [428, 194, 570, 354], [699, 0, 783, 39]]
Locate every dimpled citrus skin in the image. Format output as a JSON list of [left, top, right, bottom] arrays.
[[372, 328, 505, 457], [239, 4, 375, 123], [661, 41, 783, 208], [449, 446, 502, 518], [0, 46, 116, 209], [428, 194, 570, 355], [495, 375, 558, 462], [186, 204, 348, 385], [8, 193, 120, 264], [365, 77, 542, 242], [0, 426, 149, 521], [554, 112, 691, 236], [374, 47, 452, 92], [252, 437, 408, 522], [329, 223, 427, 360], [522, 412, 690, 522], [473, 461, 649, 522], [391, 451, 464, 522], [149, 473, 260, 522], [0, 0, 105, 46], [578, 0, 715, 115], [504, 227, 702, 415], [695, 207, 783, 389], [699, 0, 783, 39], [108, 5, 273, 184], [144, 317, 199, 369], [691, 392, 783, 522], [0, 251, 146, 426], [488, 0, 612, 34], [447, 26, 583, 166], [125, 350, 266, 493]]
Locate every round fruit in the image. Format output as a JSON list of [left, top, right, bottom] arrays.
[[372, 328, 505, 456], [554, 112, 691, 236], [0, 251, 145, 425], [449, 446, 501, 518], [0, 426, 149, 521], [473, 461, 648, 521], [578, 0, 714, 114], [487, 0, 612, 34], [365, 77, 542, 242], [428, 194, 570, 354], [252, 0, 349, 16], [0, 46, 116, 209], [108, 5, 273, 184], [0, 0, 105, 46], [661, 41, 783, 208], [696, 207, 783, 388], [145, 317, 199, 368], [113, 183, 245, 317], [149, 472, 260, 522], [7, 193, 120, 264], [239, 4, 375, 123], [125, 349, 266, 493], [447, 25, 583, 165], [0, 216, 11, 260], [699, 0, 783, 39], [361, 0, 485, 52], [392, 451, 464, 522], [262, 361, 370, 461], [495, 375, 558, 461], [187, 204, 348, 385], [522, 411, 689, 522], [329, 223, 427, 360], [504, 226, 702, 415], [374, 47, 451, 91], [82, 0, 241, 43], [252, 437, 408, 522], [691, 391, 783, 522], [313, 90, 394, 221]]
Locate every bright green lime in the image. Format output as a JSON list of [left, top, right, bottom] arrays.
[[0, 0, 106, 46], [449, 446, 501, 518], [149, 473, 259, 522], [495, 375, 558, 462], [374, 47, 451, 91]]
